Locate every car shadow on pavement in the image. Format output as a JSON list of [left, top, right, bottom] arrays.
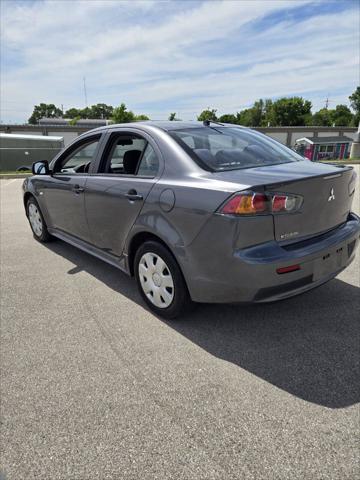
[[45, 240, 360, 409]]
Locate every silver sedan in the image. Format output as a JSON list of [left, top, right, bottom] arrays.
[[23, 121, 360, 318]]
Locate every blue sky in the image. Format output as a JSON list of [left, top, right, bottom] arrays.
[[0, 0, 359, 123]]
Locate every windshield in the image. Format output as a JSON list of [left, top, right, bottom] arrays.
[[170, 127, 303, 171]]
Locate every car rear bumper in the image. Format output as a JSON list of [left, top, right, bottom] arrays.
[[184, 213, 360, 303]]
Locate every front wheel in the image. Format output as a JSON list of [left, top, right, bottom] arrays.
[[26, 197, 52, 242], [134, 241, 192, 319]]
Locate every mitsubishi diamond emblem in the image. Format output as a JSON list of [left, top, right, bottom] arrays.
[[328, 187, 335, 202]]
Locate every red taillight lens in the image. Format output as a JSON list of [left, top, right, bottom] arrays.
[[220, 192, 269, 215], [219, 191, 302, 216], [272, 195, 287, 212], [272, 194, 298, 212]]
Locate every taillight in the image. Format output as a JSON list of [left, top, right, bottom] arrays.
[[219, 191, 302, 216], [272, 194, 298, 212], [221, 192, 269, 215]]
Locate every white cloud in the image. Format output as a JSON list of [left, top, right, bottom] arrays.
[[0, 0, 358, 122]]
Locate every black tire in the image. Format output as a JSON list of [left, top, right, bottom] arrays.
[[134, 240, 192, 319], [26, 197, 52, 243]]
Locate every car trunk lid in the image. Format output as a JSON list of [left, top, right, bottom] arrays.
[[266, 167, 354, 242], [210, 160, 354, 242]]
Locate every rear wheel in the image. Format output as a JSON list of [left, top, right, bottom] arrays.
[[26, 197, 52, 242], [134, 241, 192, 319]]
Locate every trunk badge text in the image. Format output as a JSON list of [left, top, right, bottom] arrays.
[[328, 188, 335, 202], [280, 231, 299, 240]]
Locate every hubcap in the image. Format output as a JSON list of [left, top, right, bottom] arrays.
[[138, 252, 174, 308], [28, 203, 43, 237]]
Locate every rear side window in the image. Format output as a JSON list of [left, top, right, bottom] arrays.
[[170, 127, 303, 171], [137, 144, 159, 176], [108, 137, 146, 174], [100, 133, 159, 176]]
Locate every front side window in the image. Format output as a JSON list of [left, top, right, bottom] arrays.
[[170, 127, 304, 171], [55, 137, 100, 174]]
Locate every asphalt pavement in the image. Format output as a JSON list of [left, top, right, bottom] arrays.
[[1, 170, 359, 479]]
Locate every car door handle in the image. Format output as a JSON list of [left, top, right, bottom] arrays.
[[73, 184, 85, 194], [125, 189, 143, 201]]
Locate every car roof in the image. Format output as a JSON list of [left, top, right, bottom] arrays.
[[85, 120, 246, 136]]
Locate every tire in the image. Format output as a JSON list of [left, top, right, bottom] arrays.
[[26, 197, 52, 243], [134, 240, 192, 319]]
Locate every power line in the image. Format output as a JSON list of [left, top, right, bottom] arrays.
[[83, 77, 88, 108]]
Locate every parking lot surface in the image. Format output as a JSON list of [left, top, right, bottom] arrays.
[[1, 170, 359, 480]]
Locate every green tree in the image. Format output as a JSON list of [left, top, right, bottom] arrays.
[[349, 86, 360, 114], [218, 113, 237, 123], [349, 87, 360, 126], [311, 108, 334, 126], [270, 97, 312, 126], [135, 114, 150, 121], [78, 107, 92, 118], [234, 99, 273, 126], [66, 104, 114, 120], [197, 108, 218, 122], [262, 99, 274, 126], [236, 109, 253, 126], [111, 103, 136, 123], [28, 103, 63, 124], [88, 103, 114, 119], [64, 107, 81, 119], [168, 112, 181, 121], [331, 104, 353, 126], [68, 116, 81, 126], [168, 112, 176, 121], [249, 99, 265, 126]]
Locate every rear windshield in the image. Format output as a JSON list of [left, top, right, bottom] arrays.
[[170, 127, 303, 171]]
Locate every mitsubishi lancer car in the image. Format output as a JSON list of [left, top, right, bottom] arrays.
[[23, 121, 360, 318]]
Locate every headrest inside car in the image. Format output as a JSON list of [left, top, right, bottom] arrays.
[[118, 139, 133, 146], [123, 150, 142, 174]]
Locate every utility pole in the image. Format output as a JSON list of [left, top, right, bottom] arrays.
[[324, 95, 333, 110], [83, 77, 88, 108]]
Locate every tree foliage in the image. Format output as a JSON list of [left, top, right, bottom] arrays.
[[28, 103, 63, 124], [211, 95, 357, 127], [197, 108, 218, 122], [269, 97, 312, 126], [311, 108, 334, 126], [349, 87, 360, 126], [65, 103, 114, 120], [331, 104, 353, 126], [111, 103, 136, 123], [110, 104, 149, 123], [349, 86, 360, 114], [29, 90, 358, 128], [135, 114, 150, 121], [218, 114, 237, 123]]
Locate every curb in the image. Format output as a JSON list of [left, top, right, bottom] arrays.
[[0, 174, 32, 179]]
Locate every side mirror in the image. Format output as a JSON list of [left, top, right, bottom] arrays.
[[32, 160, 50, 175]]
